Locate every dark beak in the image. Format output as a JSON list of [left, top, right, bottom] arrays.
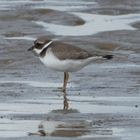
[[28, 46, 34, 51]]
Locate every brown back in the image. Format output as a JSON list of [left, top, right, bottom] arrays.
[[50, 41, 93, 60]]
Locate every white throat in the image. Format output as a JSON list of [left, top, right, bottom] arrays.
[[35, 40, 53, 54]]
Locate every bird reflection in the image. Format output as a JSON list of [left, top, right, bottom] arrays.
[[28, 91, 83, 137], [28, 113, 90, 137], [63, 91, 69, 110]]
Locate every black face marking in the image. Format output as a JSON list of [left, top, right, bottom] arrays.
[[28, 38, 52, 56], [34, 42, 44, 50], [33, 39, 52, 50], [40, 47, 48, 57]]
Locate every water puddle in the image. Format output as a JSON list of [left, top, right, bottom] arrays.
[[31, 0, 96, 12], [0, 80, 74, 88], [0, 117, 92, 138], [34, 13, 140, 36], [28, 120, 92, 137], [0, 0, 140, 139], [0, 0, 96, 11], [5, 36, 35, 41], [0, 81, 140, 138], [0, 94, 139, 115], [94, 97, 140, 102], [0, 0, 33, 10], [0, 119, 40, 138]]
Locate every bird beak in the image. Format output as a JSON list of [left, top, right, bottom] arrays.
[[28, 46, 34, 51]]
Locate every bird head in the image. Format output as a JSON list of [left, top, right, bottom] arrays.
[[28, 37, 52, 56]]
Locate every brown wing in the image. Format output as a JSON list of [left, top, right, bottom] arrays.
[[50, 42, 93, 60]]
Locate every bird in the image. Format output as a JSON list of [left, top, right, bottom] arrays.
[[28, 36, 113, 92]]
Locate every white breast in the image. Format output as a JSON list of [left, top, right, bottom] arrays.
[[39, 50, 95, 72]]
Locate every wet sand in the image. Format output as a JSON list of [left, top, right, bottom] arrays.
[[0, 0, 140, 140]]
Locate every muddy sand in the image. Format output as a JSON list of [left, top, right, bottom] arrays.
[[0, 0, 140, 140]]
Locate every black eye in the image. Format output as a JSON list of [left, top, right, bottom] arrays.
[[35, 43, 44, 49], [35, 43, 40, 48]]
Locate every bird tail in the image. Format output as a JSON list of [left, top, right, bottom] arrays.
[[103, 55, 113, 60]]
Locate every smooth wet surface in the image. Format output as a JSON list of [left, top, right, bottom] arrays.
[[0, 0, 140, 140]]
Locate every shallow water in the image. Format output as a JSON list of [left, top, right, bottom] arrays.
[[0, 0, 140, 140], [35, 13, 140, 36], [0, 92, 139, 138]]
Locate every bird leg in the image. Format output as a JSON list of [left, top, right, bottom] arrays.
[[62, 72, 69, 92]]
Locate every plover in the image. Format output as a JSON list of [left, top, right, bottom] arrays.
[[28, 37, 113, 92]]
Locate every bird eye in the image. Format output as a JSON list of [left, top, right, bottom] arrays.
[[35, 43, 40, 48], [35, 42, 44, 49]]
